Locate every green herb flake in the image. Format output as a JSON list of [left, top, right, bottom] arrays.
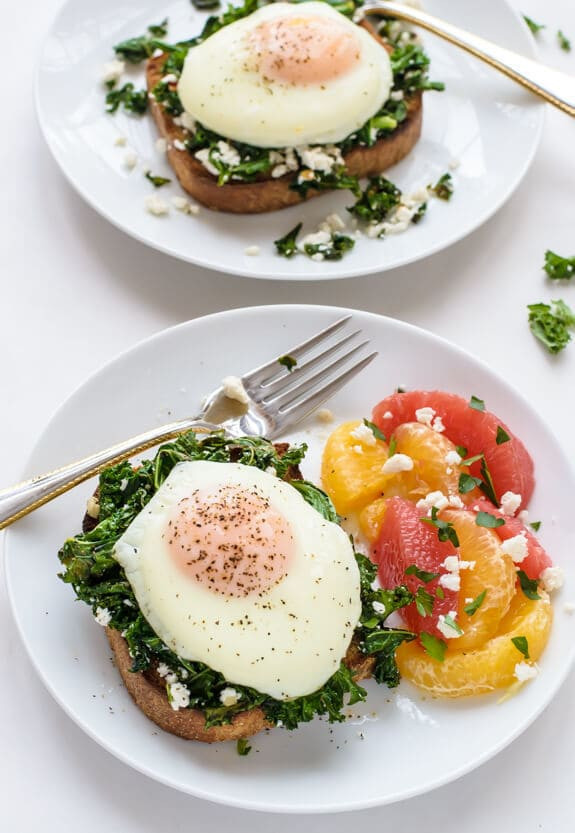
[[415, 586, 435, 617], [530, 520, 542, 532], [105, 83, 148, 115], [441, 614, 463, 635], [464, 590, 487, 617], [388, 435, 397, 457], [544, 249, 575, 279], [348, 175, 402, 224], [420, 632, 447, 662], [236, 738, 252, 756], [430, 172, 453, 201], [528, 299, 575, 354], [557, 30, 571, 51], [278, 355, 297, 371], [475, 510, 505, 529], [517, 569, 541, 600], [456, 445, 468, 458], [469, 395, 486, 412], [363, 418, 386, 442], [511, 635, 530, 659], [274, 223, 302, 258], [496, 426, 511, 445], [145, 171, 171, 188], [436, 586, 445, 599], [405, 564, 440, 583], [191, 0, 221, 9], [147, 18, 168, 37], [302, 232, 355, 262], [421, 506, 460, 548], [523, 15, 545, 35], [458, 472, 482, 494], [479, 456, 499, 506]]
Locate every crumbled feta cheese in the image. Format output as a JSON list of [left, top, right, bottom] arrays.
[[448, 495, 464, 509], [168, 682, 191, 710], [271, 164, 289, 178], [408, 186, 430, 204], [432, 416, 445, 433], [540, 566, 564, 593], [114, 135, 127, 147], [299, 229, 331, 250], [382, 411, 393, 419], [415, 406, 435, 427], [437, 611, 461, 639], [102, 59, 125, 84], [123, 150, 138, 170], [155, 138, 167, 154], [173, 139, 187, 151], [500, 491, 522, 516], [244, 245, 260, 256], [442, 555, 460, 573], [501, 533, 528, 563], [445, 450, 462, 466], [459, 560, 476, 570], [439, 573, 460, 591], [298, 144, 343, 172], [448, 158, 460, 170], [122, 599, 133, 607], [157, 663, 171, 678], [517, 509, 529, 524], [161, 73, 178, 84], [94, 607, 112, 627], [514, 662, 538, 683], [372, 600, 386, 614], [311, 252, 324, 262], [179, 111, 196, 132], [316, 408, 334, 423], [152, 48, 164, 58], [194, 148, 219, 176], [382, 454, 414, 474], [144, 194, 169, 216], [390, 90, 404, 101], [189, 204, 200, 215], [416, 490, 449, 513], [352, 445, 364, 455], [171, 195, 191, 212], [220, 687, 241, 707], [215, 140, 241, 166], [222, 375, 249, 405], [350, 423, 377, 447], [395, 205, 413, 224], [86, 495, 100, 519], [284, 148, 298, 170], [319, 213, 346, 233]]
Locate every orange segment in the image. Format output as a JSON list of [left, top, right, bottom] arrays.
[[396, 591, 552, 697], [359, 497, 388, 543], [442, 509, 516, 651], [321, 421, 389, 514]]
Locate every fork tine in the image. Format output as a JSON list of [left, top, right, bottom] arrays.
[[264, 341, 373, 411], [274, 352, 378, 430], [241, 314, 352, 387]]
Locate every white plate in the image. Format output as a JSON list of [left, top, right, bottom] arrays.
[[36, 0, 543, 280], [5, 305, 575, 813]]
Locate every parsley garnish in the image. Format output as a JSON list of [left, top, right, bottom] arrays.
[[430, 173, 453, 201], [363, 419, 386, 442], [415, 587, 435, 617], [441, 614, 463, 635], [147, 18, 168, 37], [469, 395, 486, 411], [388, 435, 397, 457], [544, 250, 575, 279], [456, 445, 468, 458], [528, 299, 575, 354], [530, 520, 542, 532], [464, 590, 487, 616], [105, 83, 148, 114], [236, 738, 252, 756], [511, 635, 530, 659], [517, 569, 541, 600], [274, 223, 302, 258], [421, 506, 460, 547], [278, 355, 297, 371], [458, 472, 482, 494], [191, 0, 221, 9], [475, 511, 505, 529], [436, 586, 445, 599], [461, 452, 499, 505], [145, 171, 171, 188], [420, 632, 447, 661], [405, 564, 439, 583], [523, 15, 545, 35], [496, 426, 511, 445], [558, 30, 571, 51]]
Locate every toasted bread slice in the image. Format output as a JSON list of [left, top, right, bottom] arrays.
[[146, 33, 422, 214], [107, 626, 375, 743]]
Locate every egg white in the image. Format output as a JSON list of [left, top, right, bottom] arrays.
[[177, 2, 393, 148], [113, 460, 361, 700]]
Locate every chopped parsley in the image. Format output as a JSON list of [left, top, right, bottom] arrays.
[[105, 83, 148, 115], [530, 520, 542, 532], [511, 635, 530, 660], [145, 172, 171, 188], [441, 614, 463, 635], [278, 355, 297, 371], [461, 452, 499, 506], [523, 15, 545, 35], [528, 299, 575, 354], [517, 569, 541, 600], [458, 472, 482, 494], [456, 445, 468, 458], [436, 586, 445, 599], [191, 0, 221, 9], [236, 738, 252, 756], [421, 506, 460, 548], [475, 511, 505, 529], [557, 30, 571, 51], [387, 435, 397, 457], [363, 418, 386, 442], [415, 586, 435, 617], [274, 223, 302, 258], [496, 426, 511, 445], [420, 632, 447, 662], [405, 564, 440, 583], [469, 395, 486, 412], [544, 250, 575, 280], [147, 18, 168, 38], [464, 590, 487, 617], [430, 172, 454, 201]]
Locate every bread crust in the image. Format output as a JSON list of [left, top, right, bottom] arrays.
[[146, 43, 422, 213]]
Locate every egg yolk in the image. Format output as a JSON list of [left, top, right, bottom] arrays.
[[166, 485, 295, 598], [248, 14, 361, 85]]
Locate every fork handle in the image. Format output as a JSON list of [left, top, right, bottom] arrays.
[[359, 1, 575, 117], [0, 418, 218, 531]]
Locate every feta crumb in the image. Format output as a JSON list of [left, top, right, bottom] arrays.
[[122, 599, 133, 607], [101, 59, 125, 84], [432, 416, 445, 433], [439, 573, 460, 591], [161, 73, 178, 84], [316, 408, 334, 423], [220, 687, 241, 707], [445, 450, 462, 466], [271, 164, 289, 178], [465, 597, 473, 604], [152, 48, 164, 58], [448, 158, 460, 170], [416, 490, 448, 513], [514, 662, 538, 683], [144, 194, 169, 216], [155, 137, 167, 154], [540, 566, 564, 593], [501, 533, 528, 563], [437, 611, 461, 639], [264, 465, 278, 477], [442, 556, 460, 573], [350, 423, 377, 447], [157, 663, 171, 678], [189, 204, 200, 215], [415, 406, 435, 427], [390, 90, 404, 101], [86, 495, 100, 519], [460, 560, 476, 570], [298, 229, 331, 250], [382, 411, 394, 419], [382, 453, 414, 474], [517, 509, 530, 524], [168, 682, 191, 711], [194, 148, 219, 176], [123, 150, 138, 170], [94, 607, 112, 627], [114, 135, 127, 147], [171, 196, 191, 212], [319, 213, 346, 233], [563, 602, 575, 614], [244, 245, 260, 256], [352, 445, 364, 455], [173, 139, 187, 151], [298, 144, 343, 173], [311, 252, 324, 262], [179, 112, 196, 132], [222, 375, 249, 405], [372, 601, 386, 613], [500, 491, 522, 516], [448, 495, 464, 509]]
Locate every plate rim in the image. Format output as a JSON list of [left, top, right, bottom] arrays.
[[34, 0, 545, 281], [4, 303, 575, 813]]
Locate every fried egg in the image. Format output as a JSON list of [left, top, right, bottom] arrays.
[[177, 1, 392, 147], [113, 460, 361, 699]]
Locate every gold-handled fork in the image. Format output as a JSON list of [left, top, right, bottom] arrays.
[[356, 1, 575, 117], [0, 315, 376, 530]]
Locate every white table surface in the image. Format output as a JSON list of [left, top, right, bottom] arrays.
[[2, 0, 574, 829]]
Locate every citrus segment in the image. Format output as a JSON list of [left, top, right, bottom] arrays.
[[321, 420, 389, 514]]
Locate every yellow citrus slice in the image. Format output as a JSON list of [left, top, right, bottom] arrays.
[[321, 421, 389, 514]]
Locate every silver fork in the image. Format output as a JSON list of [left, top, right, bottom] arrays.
[[0, 315, 376, 530]]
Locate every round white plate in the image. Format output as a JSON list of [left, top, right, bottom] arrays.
[[36, 0, 543, 280], [5, 305, 574, 813]]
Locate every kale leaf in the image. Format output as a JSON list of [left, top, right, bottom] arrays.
[[105, 83, 148, 114], [528, 299, 575, 354], [274, 223, 302, 258], [348, 176, 402, 223], [430, 172, 454, 201]]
